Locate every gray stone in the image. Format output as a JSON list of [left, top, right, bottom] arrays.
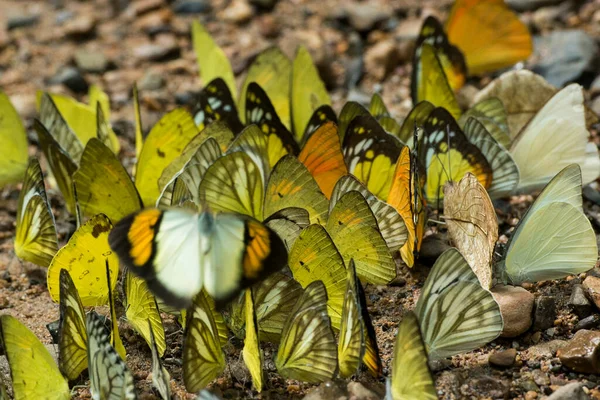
[[491, 285, 534, 337], [172, 0, 211, 14], [133, 34, 179, 62], [519, 379, 539, 392], [533, 295, 556, 331], [575, 314, 600, 331], [347, 382, 379, 399], [569, 284, 593, 318], [557, 329, 600, 374], [48, 67, 89, 93], [138, 72, 165, 91], [532, 369, 550, 386], [74, 50, 108, 73], [7, 14, 39, 30], [468, 377, 510, 399], [506, 0, 566, 11], [303, 381, 347, 400], [532, 30, 598, 87], [526, 340, 567, 359], [344, 4, 389, 32], [489, 348, 517, 368], [583, 276, 600, 310], [546, 382, 590, 400]]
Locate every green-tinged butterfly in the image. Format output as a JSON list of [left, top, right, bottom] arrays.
[[242, 289, 264, 392], [497, 164, 598, 284], [0, 90, 28, 188], [385, 312, 437, 400], [415, 248, 503, 360], [0, 315, 70, 400], [86, 311, 137, 399], [14, 158, 58, 267], [275, 280, 338, 383]]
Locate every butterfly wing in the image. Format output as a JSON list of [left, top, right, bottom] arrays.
[[389, 312, 436, 400], [459, 97, 510, 149], [446, 0, 532, 75], [0, 315, 70, 400], [298, 121, 348, 199], [275, 280, 338, 383], [0, 91, 28, 187], [14, 158, 58, 267], [338, 261, 365, 378], [415, 248, 503, 360], [291, 46, 331, 141], [263, 207, 310, 250], [242, 289, 264, 392], [86, 311, 137, 400], [288, 224, 347, 329], [148, 321, 171, 400], [326, 191, 396, 284]]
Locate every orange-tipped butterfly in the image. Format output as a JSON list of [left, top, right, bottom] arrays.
[[109, 208, 288, 309]]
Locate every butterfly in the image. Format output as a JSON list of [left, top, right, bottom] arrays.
[[228, 272, 304, 344], [444, 172, 498, 289], [330, 175, 407, 254], [326, 190, 396, 284], [47, 213, 119, 306], [14, 158, 58, 267], [0, 315, 70, 400], [415, 248, 503, 360], [509, 84, 600, 193], [192, 78, 244, 134], [459, 97, 510, 149], [0, 90, 28, 188], [411, 43, 461, 120], [123, 270, 166, 357], [343, 114, 404, 200], [337, 260, 382, 378], [414, 16, 467, 92], [57, 269, 88, 381], [240, 47, 292, 130], [385, 311, 437, 400], [182, 290, 228, 392], [275, 280, 338, 383], [387, 146, 428, 268], [191, 21, 237, 101], [148, 321, 171, 400], [109, 207, 288, 309], [242, 289, 264, 392], [291, 46, 331, 141], [446, 0, 533, 76], [302, 104, 337, 141], [417, 107, 492, 205], [288, 224, 347, 329], [497, 164, 598, 284], [86, 311, 137, 399], [245, 81, 299, 167]]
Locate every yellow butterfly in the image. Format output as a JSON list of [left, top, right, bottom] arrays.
[[302, 104, 337, 141], [14, 158, 58, 267], [57, 269, 88, 381], [275, 280, 338, 383], [415, 16, 467, 92], [288, 224, 347, 329], [446, 0, 533, 76], [182, 290, 228, 392], [240, 47, 292, 130], [86, 311, 136, 399], [0, 90, 28, 188], [291, 46, 331, 141], [343, 114, 404, 200], [242, 289, 264, 392], [326, 191, 396, 285], [411, 43, 461, 120], [191, 21, 237, 101], [338, 261, 382, 378], [459, 97, 510, 149], [47, 213, 119, 306], [228, 272, 304, 344], [109, 207, 288, 308], [0, 315, 70, 400], [386, 312, 437, 400]]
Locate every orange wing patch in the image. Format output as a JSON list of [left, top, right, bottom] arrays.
[[128, 209, 162, 267], [299, 122, 348, 199], [243, 220, 271, 279]]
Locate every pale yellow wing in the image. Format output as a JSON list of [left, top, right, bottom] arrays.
[[0, 91, 28, 187], [242, 289, 263, 392]]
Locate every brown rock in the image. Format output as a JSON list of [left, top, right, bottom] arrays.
[[131, 0, 165, 15], [220, 0, 254, 24], [64, 15, 96, 38], [303, 381, 346, 400], [557, 329, 600, 374], [526, 340, 567, 359], [347, 382, 379, 399], [489, 348, 517, 368], [582, 276, 600, 310], [134, 9, 173, 32], [133, 34, 179, 62], [364, 39, 400, 81], [491, 285, 534, 337]]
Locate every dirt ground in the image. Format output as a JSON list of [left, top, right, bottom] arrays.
[[1, 0, 600, 399]]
